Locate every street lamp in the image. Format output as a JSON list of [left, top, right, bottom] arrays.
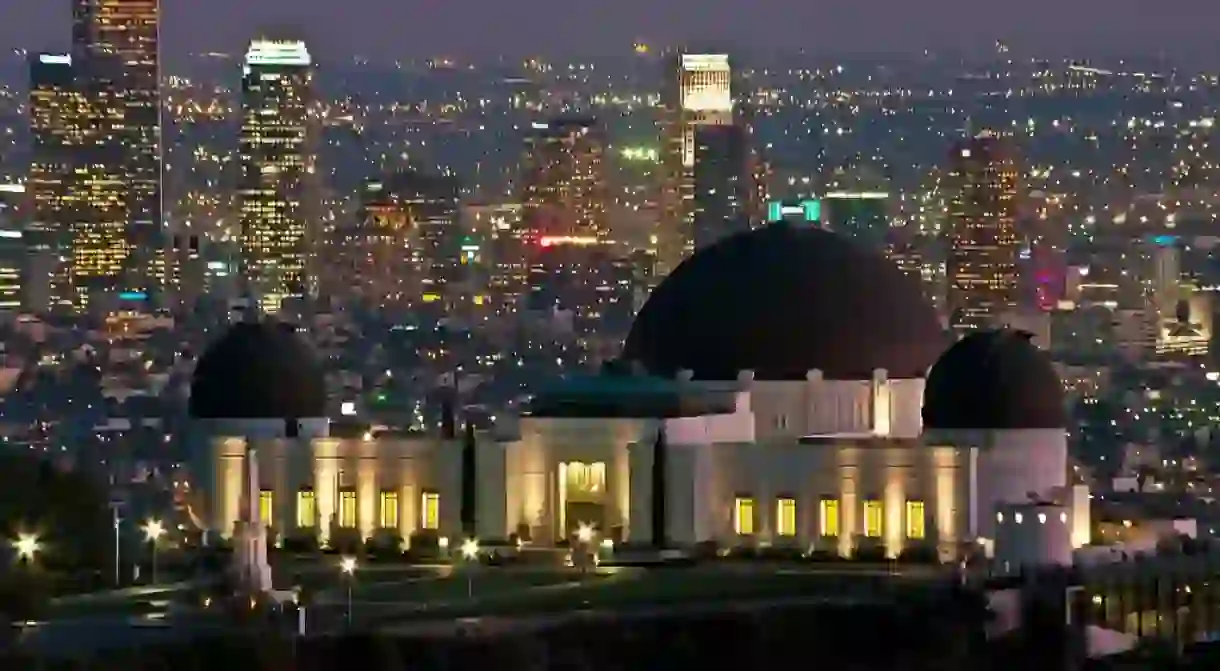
[[143, 519, 165, 584], [339, 556, 357, 625], [12, 533, 40, 564], [460, 538, 479, 599], [575, 523, 596, 574], [460, 538, 479, 561]]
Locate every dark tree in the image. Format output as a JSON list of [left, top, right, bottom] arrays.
[[460, 420, 477, 539], [0, 452, 110, 571], [652, 426, 667, 550], [440, 395, 457, 440]]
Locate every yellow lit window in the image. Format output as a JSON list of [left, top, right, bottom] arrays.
[[819, 498, 840, 537], [733, 496, 756, 535], [339, 490, 356, 528], [776, 497, 797, 537], [864, 500, 883, 538], [258, 490, 273, 525], [379, 490, 399, 529], [905, 500, 926, 540], [421, 491, 440, 530], [296, 490, 315, 528]]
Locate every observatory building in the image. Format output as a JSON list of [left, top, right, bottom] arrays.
[[192, 223, 1087, 560]]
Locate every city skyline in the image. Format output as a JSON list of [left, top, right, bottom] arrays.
[[3, 0, 1220, 63]]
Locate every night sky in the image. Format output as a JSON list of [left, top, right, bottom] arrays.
[[1, 0, 1218, 61]]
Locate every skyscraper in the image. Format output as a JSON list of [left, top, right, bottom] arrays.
[[946, 133, 1020, 335], [511, 117, 609, 315], [692, 124, 750, 250], [238, 40, 314, 315], [338, 171, 461, 310], [72, 0, 162, 300], [0, 184, 26, 312], [27, 53, 83, 312], [657, 53, 733, 276], [822, 191, 890, 249], [520, 117, 609, 243], [73, 54, 133, 311]]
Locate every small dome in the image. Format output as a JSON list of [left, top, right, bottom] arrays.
[[189, 321, 326, 419], [622, 223, 946, 380], [923, 329, 1065, 430]]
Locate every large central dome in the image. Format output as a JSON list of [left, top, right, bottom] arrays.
[[190, 320, 327, 420], [622, 223, 946, 381]]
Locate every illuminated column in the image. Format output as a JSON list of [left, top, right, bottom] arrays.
[[357, 458, 376, 540], [272, 442, 289, 535], [400, 482, 417, 543], [219, 445, 244, 539], [933, 446, 958, 554], [872, 369, 892, 436], [399, 455, 417, 543], [520, 435, 548, 541], [557, 462, 569, 538], [314, 440, 338, 547], [246, 444, 261, 528], [613, 434, 633, 539], [883, 463, 905, 558], [837, 445, 859, 558]]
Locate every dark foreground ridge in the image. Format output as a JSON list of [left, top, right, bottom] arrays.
[[10, 597, 995, 671]]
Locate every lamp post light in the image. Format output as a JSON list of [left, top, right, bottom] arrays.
[[109, 501, 124, 586], [13, 533, 40, 564], [460, 538, 479, 599], [142, 519, 165, 584], [339, 556, 357, 625], [575, 523, 596, 575]]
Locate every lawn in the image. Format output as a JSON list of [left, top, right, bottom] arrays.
[[349, 570, 589, 603], [371, 566, 933, 626]]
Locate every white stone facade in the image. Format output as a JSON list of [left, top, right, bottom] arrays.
[[195, 376, 1072, 558]]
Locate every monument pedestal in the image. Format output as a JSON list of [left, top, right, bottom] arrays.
[[233, 520, 273, 593]]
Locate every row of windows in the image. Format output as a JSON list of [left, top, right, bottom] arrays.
[[732, 497, 927, 540], [259, 490, 441, 531]]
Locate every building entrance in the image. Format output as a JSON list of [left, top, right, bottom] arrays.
[[559, 461, 607, 540]]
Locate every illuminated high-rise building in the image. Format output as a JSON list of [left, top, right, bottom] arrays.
[[822, 191, 890, 249], [692, 124, 750, 250], [28, 51, 129, 313], [658, 52, 733, 275], [512, 118, 609, 314], [520, 117, 609, 242], [72, 0, 162, 299], [163, 230, 207, 310], [946, 133, 1020, 335], [0, 184, 26, 312], [238, 40, 314, 315], [338, 171, 461, 310], [27, 53, 83, 312]]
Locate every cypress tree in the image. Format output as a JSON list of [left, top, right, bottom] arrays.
[[460, 420, 477, 538], [651, 425, 667, 549]]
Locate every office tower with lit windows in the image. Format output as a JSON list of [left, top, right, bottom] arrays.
[[822, 191, 890, 249], [511, 118, 609, 314], [27, 52, 82, 313], [520, 117, 609, 243], [657, 52, 734, 275], [0, 184, 26, 312], [28, 50, 130, 313], [74, 53, 135, 311], [692, 124, 750, 250], [338, 171, 461, 310], [72, 0, 162, 298], [526, 240, 643, 359], [163, 231, 207, 310], [238, 40, 314, 315], [946, 133, 1021, 336]]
